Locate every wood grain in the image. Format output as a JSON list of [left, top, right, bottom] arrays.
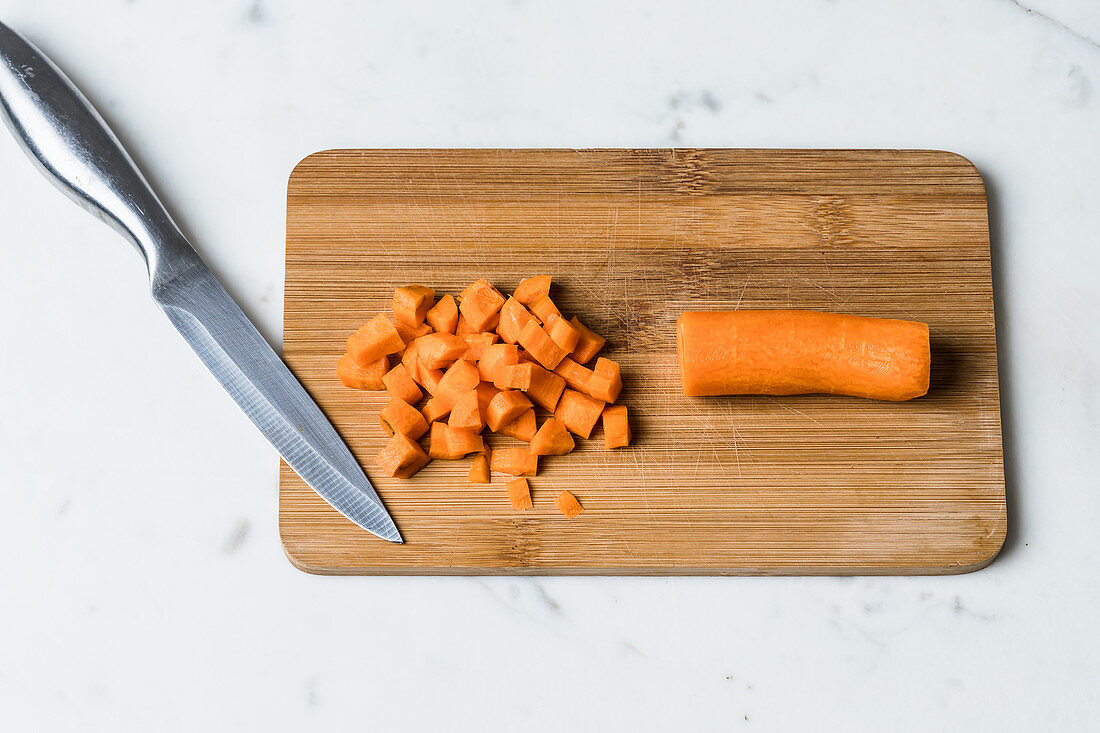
[[279, 149, 1005, 575]]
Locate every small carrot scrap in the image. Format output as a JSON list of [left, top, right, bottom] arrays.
[[496, 297, 536, 345], [506, 477, 533, 510], [587, 357, 622, 403], [555, 490, 584, 518], [497, 408, 536, 442], [527, 294, 562, 324], [530, 417, 575, 456], [490, 447, 538, 476], [569, 317, 606, 364], [514, 275, 551, 306], [448, 389, 485, 432], [555, 388, 604, 439], [477, 343, 520, 383], [380, 397, 430, 441], [517, 319, 567, 370], [525, 365, 566, 411], [602, 404, 631, 449], [347, 314, 405, 366], [416, 333, 469, 370], [460, 332, 498, 362], [428, 422, 485, 460], [382, 363, 423, 404], [337, 353, 387, 390], [425, 293, 459, 334], [391, 285, 435, 328], [494, 363, 534, 391], [543, 314, 581, 353], [486, 390, 533, 432], [468, 453, 491, 483], [458, 279, 506, 331], [375, 432, 430, 478], [553, 356, 594, 392]]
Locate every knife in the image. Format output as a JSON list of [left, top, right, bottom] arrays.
[[0, 22, 402, 543]]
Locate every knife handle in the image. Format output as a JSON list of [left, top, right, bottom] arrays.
[[0, 21, 198, 284]]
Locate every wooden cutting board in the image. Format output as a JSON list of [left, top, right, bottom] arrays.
[[279, 149, 1006, 575]]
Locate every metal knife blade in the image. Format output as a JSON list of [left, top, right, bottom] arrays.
[[0, 21, 402, 542]]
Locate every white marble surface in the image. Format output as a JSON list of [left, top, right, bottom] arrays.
[[0, 0, 1097, 729]]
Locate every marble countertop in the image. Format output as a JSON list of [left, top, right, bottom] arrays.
[[1, 1, 1097, 730]]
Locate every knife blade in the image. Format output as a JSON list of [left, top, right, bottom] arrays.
[[0, 21, 402, 543]]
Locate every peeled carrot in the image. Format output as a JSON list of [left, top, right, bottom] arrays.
[[416, 333, 469, 370], [514, 275, 551, 306], [393, 321, 433, 356], [486, 390, 533, 432], [528, 294, 562, 324], [422, 359, 480, 421], [382, 363, 423, 404], [553, 356, 594, 392], [459, 279, 506, 331], [676, 310, 931, 401], [375, 432, 430, 478], [569, 317, 605, 364], [602, 404, 631, 449], [555, 388, 604, 439], [337, 353, 387, 390], [525, 365, 566, 411], [506, 477, 533, 510], [543, 314, 581, 353], [587, 357, 622, 403], [380, 397, 430, 441], [530, 417, 575, 456], [474, 382, 501, 420], [392, 285, 435, 328], [428, 422, 486, 460], [418, 367, 444, 396], [497, 408, 536, 442], [477, 343, 520, 383], [517, 320, 567, 370], [497, 297, 536, 344], [555, 490, 584, 518], [495, 363, 534, 391], [421, 397, 451, 424], [426, 293, 459, 334], [460, 332, 498, 362], [347, 314, 406, 366], [468, 453, 491, 483], [449, 389, 485, 432], [490, 447, 538, 476], [456, 314, 478, 336]]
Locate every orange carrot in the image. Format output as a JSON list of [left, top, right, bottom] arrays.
[[676, 310, 931, 400], [494, 363, 534, 391], [375, 432, 430, 478], [448, 389, 485, 431], [486, 390, 533, 432], [477, 343, 520, 383], [490, 447, 538, 476], [602, 404, 631, 449], [555, 490, 583, 518], [506, 477, 533, 510], [382, 363, 423, 404], [587, 357, 622, 403], [418, 367, 444, 396], [497, 297, 536, 344], [527, 294, 561, 324], [514, 275, 551, 306], [497, 408, 536, 442], [425, 293, 459, 334], [468, 453, 491, 483], [422, 359, 480, 421], [525, 365, 566, 411], [458, 278, 506, 331], [569, 316, 605, 364], [553, 356, 594, 392], [555, 388, 604, 439], [416, 333, 469, 370], [530, 417, 575, 456], [337, 353, 388, 390], [421, 397, 451, 424], [391, 285, 435, 328], [459, 332, 498, 362], [543, 314, 581, 353], [517, 319, 568, 370], [347, 314, 405, 366], [379, 397, 430, 441], [428, 422, 485, 460], [393, 321, 433, 356], [456, 314, 478, 335], [474, 382, 501, 419]]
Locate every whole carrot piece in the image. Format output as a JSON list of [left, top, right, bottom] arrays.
[[677, 310, 930, 401]]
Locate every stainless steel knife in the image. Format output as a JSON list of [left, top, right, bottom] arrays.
[[0, 21, 402, 543]]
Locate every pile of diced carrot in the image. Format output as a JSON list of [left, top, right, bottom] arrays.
[[336, 276, 631, 517]]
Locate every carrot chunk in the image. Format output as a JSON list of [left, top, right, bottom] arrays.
[[530, 417, 575, 456], [347, 314, 406, 366], [428, 422, 485, 460], [543, 314, 581, 353], [514, 275, 551, 306], [337, 353, 387, 390], [460, 332, 498, 362], [527, 294, 562, 324], [422, 359, 480, 421], [569, 317, 606, 364], [602, 404, 631, 448], [486, 390, 534, 432], [421, 397, 451, 424], [382, 363, 423, 404], [477, 343, 520, 383], [517, 320, 567, 370], [588, 357, 622, 403], [375, 432, 430, 479], [468, 453, 491, 483], [506, 477, 533, 510], [456, 314, 478, 335], [490, 447, 538, 476], [555, 388, 605, 439], [474, 382, 501, 420], [497, 297, 536, 344], [555, 490, 584, 518], [418, 367, 444, 396], [526, 365, 566, 411], [416, 333, 469, 370], [448, 389, 485, 431], [392, 285, 435, 328], [458, 279, 506, 331], [553, 356, 594, 392], [425, 293, 459, 334], [394, 321, 433, 356], [497, 408, 536, 442], [495, 363, 534, 391], [379, 397, 430, 441]]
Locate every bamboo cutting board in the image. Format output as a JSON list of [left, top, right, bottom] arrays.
[[279, 149, 1006, 575]]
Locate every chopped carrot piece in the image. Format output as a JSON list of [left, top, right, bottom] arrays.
[[494, 363, 534, 391], [490, 447, 538, 476], [555, 388, 604, 439], [497, 408, 536, 442], [530, 417, 575, 456], [528, 294, 562, 324], [460, 332, 498, 362], [379, 397, 430, 440], [421, 397, 451, 424], [555, 490, 584, 518], [477, 343, 520, 383], [478, 312, 501, 333], [419, 367, 444, 396], [421, 359, 480, 421], [382, 363, 423, 404], [416, 333, 469, 370], [474, 382, 501, 419], [569, 316, 606, 364], [543, 314, 581, 353], [486, 390, 533, 432], [602, 404, 631, 448], [506, 477, 533, 510], [426, 293, 459, 334], [458, 279, 506, 331], [514, 275, 551, 306], [587, 357, 622, 403], [526, 365, 566, 411], [347, 314, 405, 366], [393, 321, 433, 356], [468, 453, 491, 483], [517, 319, 568, 370], [553, 356, 594, 392], [428, 422, 485, 459], [456, 314, 478, 335], [337, 353, 387, 390], [391, 285, 435, 328], [448, 389, 485, 431], [497, 297, 536, 344], [375, 432, 430, 478]]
